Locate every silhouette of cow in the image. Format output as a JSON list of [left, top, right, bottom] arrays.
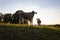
[[12, 10, 37, 25]]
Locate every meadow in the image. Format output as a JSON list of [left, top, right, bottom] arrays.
[[0, 23, 60, 40]]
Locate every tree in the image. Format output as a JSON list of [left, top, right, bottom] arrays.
[[3, 13, 12, 23], [37, 18, 41, 26], [0, 13, 3, 22], [11, 10, 23, 23]]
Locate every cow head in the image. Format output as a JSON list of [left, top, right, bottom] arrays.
[[32, 11, 37, 14]]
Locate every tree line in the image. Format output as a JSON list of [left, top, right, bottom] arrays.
[[0, 10, 22, 23]]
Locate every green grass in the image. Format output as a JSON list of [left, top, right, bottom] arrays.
[[0, 24, 60, 40]]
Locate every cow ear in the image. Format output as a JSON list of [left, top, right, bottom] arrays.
[[32, 11, 35, 13], [32, 11, 37, 14]]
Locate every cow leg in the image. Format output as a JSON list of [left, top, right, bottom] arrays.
[[30, 20, 33, 25], [22, 18, 24, 24], [28, 20, 30, 25], [20, 17, 24, 24]]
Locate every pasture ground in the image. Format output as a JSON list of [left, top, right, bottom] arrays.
[[0, 23, 60, 40]]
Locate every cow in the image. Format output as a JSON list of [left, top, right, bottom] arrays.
[[22, 11, 36, 24], [12, 10, 37, 25]]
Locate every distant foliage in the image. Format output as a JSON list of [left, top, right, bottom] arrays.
[[11, 13, 20, 23], [37, 18, 41, 26], [0, 13, 3, 22], [54, 24, 60, 27], [3, 14, 12, 23]]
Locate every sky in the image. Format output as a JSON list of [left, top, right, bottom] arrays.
[[0, 0, 60, 25]]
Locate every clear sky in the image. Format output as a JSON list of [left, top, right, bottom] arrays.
[[0, 0, 60, 25]]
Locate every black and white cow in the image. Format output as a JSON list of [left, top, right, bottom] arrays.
[[12, 10, 37, 25]]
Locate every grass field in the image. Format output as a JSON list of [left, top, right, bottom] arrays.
[[0, 24, 60, 40]]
